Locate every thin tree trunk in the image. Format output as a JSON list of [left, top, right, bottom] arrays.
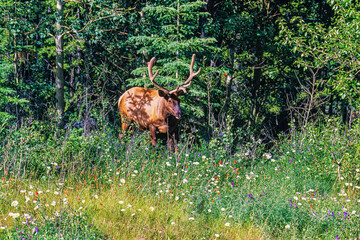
[[55, 0, 65, 129]]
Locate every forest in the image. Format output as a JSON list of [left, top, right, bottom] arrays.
[[1, 0, 360, 239]]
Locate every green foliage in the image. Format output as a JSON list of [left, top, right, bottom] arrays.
[[2, 118, 360, 239]]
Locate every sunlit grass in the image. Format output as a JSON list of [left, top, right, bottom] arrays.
[[1, 120, 360, 239]]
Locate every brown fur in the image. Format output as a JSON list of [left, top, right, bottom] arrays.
[[118, 87, 181, 147]]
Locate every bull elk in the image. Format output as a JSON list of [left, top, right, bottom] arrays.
[[118, 54, 201, 148]]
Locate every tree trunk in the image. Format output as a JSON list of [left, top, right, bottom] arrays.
[[55, 0, 65, 129]]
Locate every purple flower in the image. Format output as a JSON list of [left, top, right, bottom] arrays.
[[289, 159, 292, 163], [35, 227, 39, 233], [326, 229, 328, 232], [232, 182, 235, 187], [262, 191, 266, 195]]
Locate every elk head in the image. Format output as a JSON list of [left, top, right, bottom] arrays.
[[147, 54, 201, 119]]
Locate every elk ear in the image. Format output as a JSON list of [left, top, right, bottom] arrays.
[[158, 90, 168, 98]]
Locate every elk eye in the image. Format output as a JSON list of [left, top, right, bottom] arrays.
[[168, 99, 172, 103]]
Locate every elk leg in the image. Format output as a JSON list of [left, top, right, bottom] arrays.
[[150, 124, 157, 147], [167, 132, 176, 151], [119, 120, 130, 139]]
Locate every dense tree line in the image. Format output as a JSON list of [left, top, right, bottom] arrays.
[[1, 0, 359, 145]]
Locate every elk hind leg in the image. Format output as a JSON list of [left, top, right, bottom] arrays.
[[119, 117, 131, 140]]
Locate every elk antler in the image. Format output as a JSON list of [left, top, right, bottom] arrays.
[[148, 54, 201, 95], [148, 57, 170, 94], [169, 54, 201, 94]]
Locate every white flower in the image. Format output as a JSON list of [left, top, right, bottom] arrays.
[[24, 213, 30, 219], [208, 209, 211, 213], [202, 156, 206, 159], [166, 162, 171, 166], [228, 215, 233, 218], [285, 224, 290, 229], [193, 162, 200, 165], [215, 233, 220, 237], [20, 190, 26, 193], [188, 217, 194, 220], [293, 196, 298, 200], [173, 173, 177, 176], [271, 159, 276, 162], [182, 179, 188, 184], [54, 191, 59, 195], [121, 209, 125, 211], [11, 201, 19, 207], [150, 207, 155, 211], [298, 203, 302, 206], [221, 208, 225, 211], [175, 196, 179, 201], [119, 201, 124, 204], [134, 170, 138, 174], [82, 200, 85, 204], [120, 179, 126, 184], [28, 191, 33, 196], [171, 222, 175, 225], [127, 204, 132, 208], [352, 210, 356, 214], [50, 201, 56, 206], [225, 222, 230, 227], [94, 195, 98, 199]]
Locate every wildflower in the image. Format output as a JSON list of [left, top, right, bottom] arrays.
[[11, 201, 19, 207], [193, 162, 200, 165], [166, 162, 171, 166], [10, 213, 20, 219], [229, 215, 233, 218], [150, 207, 154, 211], [264, 153, 272, 159], [215, 233, 220, 237], [50, 201, 56, 206], [182, 179, 188, 184], [28, 191, 33, 196], [189, 217, 194, 220], [202, 155, 206, 159], [175, 196, 179, 201], [285, 224, 290, 229], [20, 190, 26, 193], [24, 213, 30, 219], [271, 159, 275, 162], [118, 201, 124, 204], [131, 213, 135, 216], [94, 195, 98, 199], [225, 222, 230, 227], [120, 179, 126, 184], [221, 208, 225, 211], [121, 209, 125, 211], [134, 170, 138, 174], [54, 191, 59, 195], [171, 222, 175, 225], [208, 209, 212, 213], [127, 204, 132, 208]]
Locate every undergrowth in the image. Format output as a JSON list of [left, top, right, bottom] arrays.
[[1, 118, 360, 239]]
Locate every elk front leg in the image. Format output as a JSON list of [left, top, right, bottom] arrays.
[[150, 124, 157, 147]]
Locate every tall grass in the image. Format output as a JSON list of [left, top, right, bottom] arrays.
[[1, 118, 360, 239]]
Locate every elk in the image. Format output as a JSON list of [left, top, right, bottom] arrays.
[[118, 54, 201, 148]]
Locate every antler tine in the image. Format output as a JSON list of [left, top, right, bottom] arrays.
[[148, 57, 169, 94], [169, 54, 201, 95]]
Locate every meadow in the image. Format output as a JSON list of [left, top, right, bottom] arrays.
[[1, 119, 360, 239]]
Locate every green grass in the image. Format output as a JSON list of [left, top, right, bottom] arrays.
[[1, 119, 360, 239]]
